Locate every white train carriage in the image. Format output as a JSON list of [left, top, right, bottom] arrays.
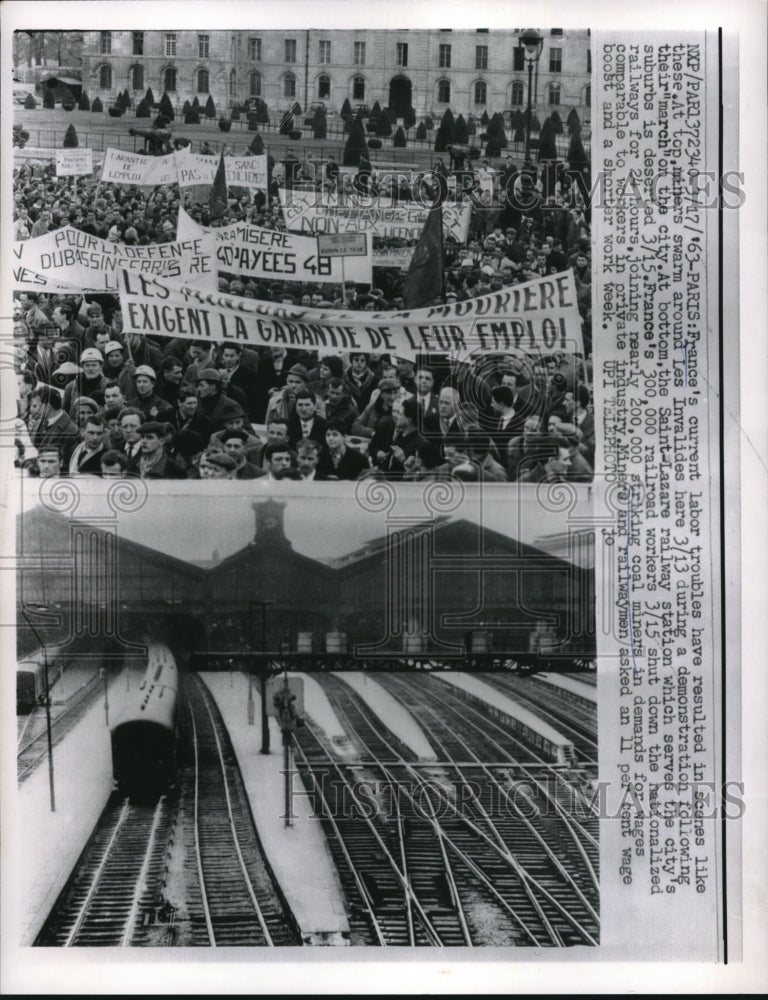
[[435, 673, 577, 766], [16, 645, 64, 714], [110, 643, 179, 797], [531, 671, 597, 716]]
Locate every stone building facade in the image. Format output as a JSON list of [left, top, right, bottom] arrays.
[[80, 28, 591, 121]]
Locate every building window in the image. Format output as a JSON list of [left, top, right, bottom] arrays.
[[130, 64, 144, 91], [284, 72, 296, 99], [587, 49, 592, 73], [165, 33, 176, 57], [474, 80, 487, 105], [197, 68, 210, 93], [548, 84, 561, 105], [99, 65, 112, 90], [132, 32, 144, 56], [475, 45, 488, 70], [352, 75, 365, 100], [99, 31, 111, 55], [250, 71, 262, 97], [476, 28, 489, 32], [551, 28, 563, 35], [229, 68, 236, 100], [198, 34, 210, 58], [437, 79, 450, 103], [319, 40, 331, 64], [513, 45, 525, 71], [164, 67, 177, 92], [549, 47, 562, 72], [354, 40, 366, 65], [584, 84, 591, 106], [285, 38, 296, 62], [397, 42, 408, 67], [318, 74, 330, 99], [248, 37, 261, 61], [439, 44, 451, 68], [511, 81, 525, 105]]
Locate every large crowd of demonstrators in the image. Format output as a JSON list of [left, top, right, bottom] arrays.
[[13, 152, 593, 483]]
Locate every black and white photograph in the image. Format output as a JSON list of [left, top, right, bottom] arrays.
[[12, 485, 597, 949], [8, 24, 594, 488], [1, 1, 766, 995]]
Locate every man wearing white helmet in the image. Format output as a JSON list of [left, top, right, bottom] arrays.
[[127, 365, 174, 422], [63, 347, 108, 414], [102, 340, 135, 398]]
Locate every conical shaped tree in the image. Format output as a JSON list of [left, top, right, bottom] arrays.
[[312, 105, 328, 139], [567, 108, 580, 132], [78, 91, 90, 111], [434, 109, 455, 152], [256, 99, 270, 124], [376, 108, 392, 137], [343, 117, 368, 166], [122, 88, 132, 109], [182, 99, 191, 116], [340, 97, 352, 119], [62, 124, 79, 148], [192, 96, 200, 112], [91, 96, 103, 112], [160, 92, 175, 120], [136, 98, 150, 118], [205, 95, 216, 118], [145, 87, 156, 107], [393, 126, 406, 148], [248, 133, 265, 155], [567, 127, 588, 174], [404, 105, 416, 128], [549, 110, 563, 134], [480, 109, 490, 126], [43, 89, 55, 109], [371, 99, 381, 116], [416, 121, 427, 141], [452, 113, 469, 144]]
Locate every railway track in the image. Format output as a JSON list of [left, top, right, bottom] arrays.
[[294, 673, 597, 946], [320, 673, 598, 946], [17, 673, 103, 784], [35, 794, 175, 946], [181, 674, 300, 946]]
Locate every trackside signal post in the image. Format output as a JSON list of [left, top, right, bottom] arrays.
[[271, 675, 305, 827]]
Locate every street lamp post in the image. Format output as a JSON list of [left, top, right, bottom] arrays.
[[521, 29, 544, 164], [249, 600, 274, 754]]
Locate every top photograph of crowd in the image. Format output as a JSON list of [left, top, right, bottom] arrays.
[[10, 28, 593, 485]]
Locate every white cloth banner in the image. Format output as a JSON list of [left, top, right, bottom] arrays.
[[12, 226, 218, 292], [101, 147, 178, 186], [174, 148, 268, 189], [176, 207, 372, 284], [118, 267, 584, 360], [278, 188, 473, 242]]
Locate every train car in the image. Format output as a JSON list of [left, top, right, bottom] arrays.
[[531, 671, 597, 716], [436, 673, 577, 766], [16, 646, 63, 714], [110, 643, 179, 798]]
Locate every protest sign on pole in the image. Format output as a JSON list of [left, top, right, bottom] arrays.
[[174, 148, 268, 189], [100, 147, 178, 186], [55, 148, 94, 178], [177, 207, 373, 285], [118, 267, 583, 361]]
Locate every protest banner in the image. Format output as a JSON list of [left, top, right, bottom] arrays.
[[12, 227, 217, 292], [177, 207, 373, 285], [100, 147, 178, 186], [55, 148, 94, 178], [174, 148, 268, 189], [372, 246, 415, 270], [118, 267, 583, 360], [278, 188, 472, 242]]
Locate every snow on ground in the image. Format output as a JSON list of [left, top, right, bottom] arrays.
[[296, 672, 357, 757], [435, 672, 572, 748], [201, 673, 350, 945], [335, 672, 436, 761], [12, 668, 137, 946]]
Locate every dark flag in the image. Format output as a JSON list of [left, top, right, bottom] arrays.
[[209, 151, 228, 219], [401, 204, 444, 309]]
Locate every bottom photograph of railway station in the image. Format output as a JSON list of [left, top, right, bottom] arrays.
[[11, 484, 598, 949]]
